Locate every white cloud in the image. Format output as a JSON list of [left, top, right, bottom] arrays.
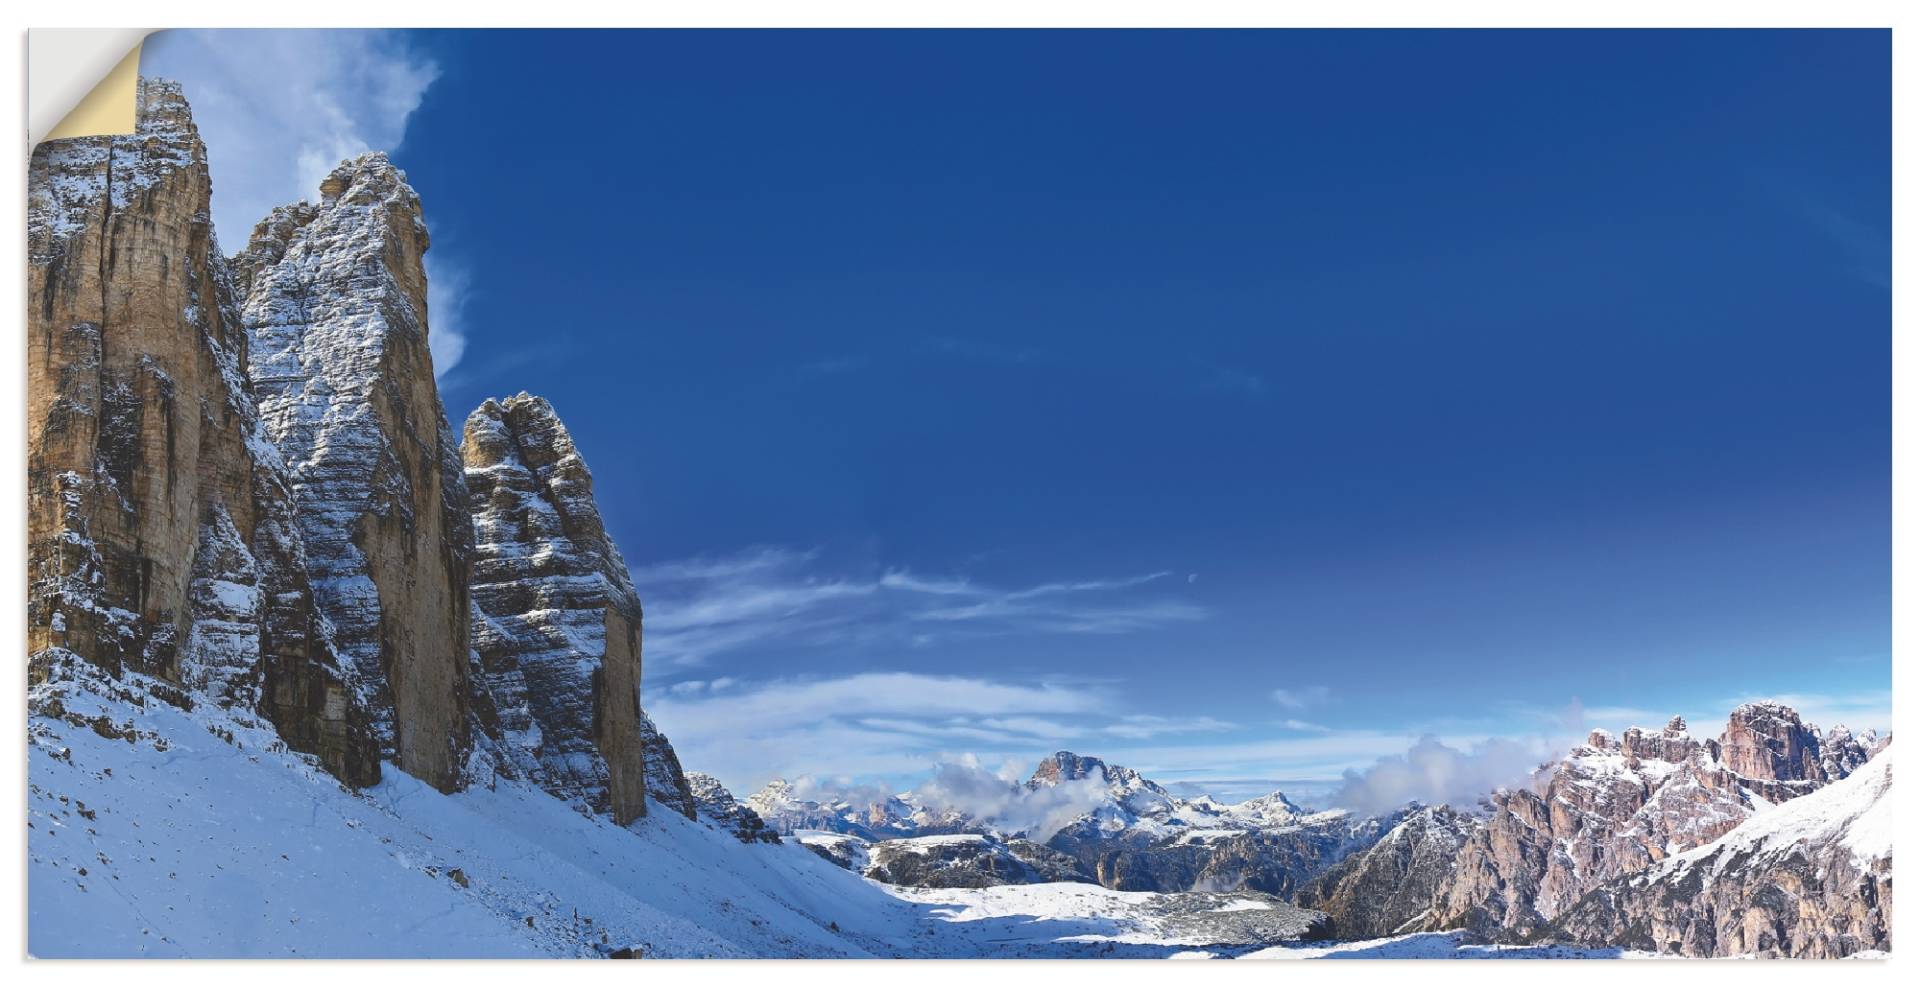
[[1325, 735, 1556, 816], [422, 253, 469, 375], [141, 29, 467, 374], [1270, 685, 1332, 710], [142, 30, 438, 250], [630, 545, 1205, 667], [911, 757, 1110, 840], [1100, 715, 1236, 740], [646, 671, 1114, 791]]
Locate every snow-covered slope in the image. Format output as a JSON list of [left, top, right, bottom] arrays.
[[27, 659, 1334, 959]]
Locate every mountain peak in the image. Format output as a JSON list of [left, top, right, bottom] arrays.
[[1029, 751, 1108, 786]]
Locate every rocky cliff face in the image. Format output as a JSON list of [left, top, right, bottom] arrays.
[[686, 772, 780, 843], [863, 835, 1093, 889], [237, 153, 478, 793], [462, 393, 692, 824], [1295, 805, 1479, 939], [1551, 747, 1892, 958], [1426, 707, 1874, 938], [26, 79, 378, 785]]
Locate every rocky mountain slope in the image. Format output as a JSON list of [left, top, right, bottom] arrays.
[[801, 832, 1093, 888], [686, 772, 781, 844], [1298, 705, 1884, 947], [1550, 746, 1893, 957], [750, 751, 1392, 897], [1293, 805, 1479, 939]]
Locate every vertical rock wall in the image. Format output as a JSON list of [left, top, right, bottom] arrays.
[[26, 79, 377, 785], [237, 153, 477, 791], [462, 394, 693, 825]]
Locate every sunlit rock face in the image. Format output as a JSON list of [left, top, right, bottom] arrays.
[[463, 393, 693, 825], [238, 151, 479, 792], [686, 772, 781, 844], [26, 78, 378, 786], [1426, 707, 1875, 939], [1551, 748, 1893, 958]]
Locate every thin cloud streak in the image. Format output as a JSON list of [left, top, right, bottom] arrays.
[[632, 546, 1206, 667]]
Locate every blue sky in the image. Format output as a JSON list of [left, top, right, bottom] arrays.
[[145, 29, 1890, 801]]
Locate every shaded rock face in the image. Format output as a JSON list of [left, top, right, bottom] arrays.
[[238, 153, 476, 793], [1295, 805, 1479, 939], [462, 393, 692, 825], [685, 772, 780, 844], [26, 79, 378, 786], [1550, 748, 1892, 958], [1074, 813, 1395, 898], [1427, 708, 1875, 940], [863, 835, 1094, 889]]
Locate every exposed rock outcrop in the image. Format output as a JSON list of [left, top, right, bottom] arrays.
[[1295, 805, 1479, 939], [863, 835, 1093, 889], [462, 393, 692, 824], [26, 78, 378, 785], [238, 153, 477, 792], [1550, 747, 1893, 957], [1426, 707, 1874, 939], [686, 772, 781, 843]]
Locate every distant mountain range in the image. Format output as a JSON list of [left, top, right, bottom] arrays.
[[749, 705, 1891, 957]]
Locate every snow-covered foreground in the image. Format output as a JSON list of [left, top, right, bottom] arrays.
[[26, 668, 1339, 959], [27, 667, 1651, 960]]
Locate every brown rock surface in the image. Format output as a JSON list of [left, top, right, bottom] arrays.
[[238, 153, 477, 792], [1550, 748, 1892, 957], [1428, 706, 1874, 939], [463, 393, 693, 824], [26, 78, 378, 785]]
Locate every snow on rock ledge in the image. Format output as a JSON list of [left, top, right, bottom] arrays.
[[463, 393, 694, 824], [238, 152, 479, 792], [26, 78, 378, 786]]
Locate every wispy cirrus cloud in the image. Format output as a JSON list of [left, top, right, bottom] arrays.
[[1270, 685, 1332, 710], [629, 546, 1205, 668], [645, 670, 1251, 795]]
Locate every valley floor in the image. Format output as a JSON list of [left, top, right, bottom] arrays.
[[28, 669, 1637, 960]]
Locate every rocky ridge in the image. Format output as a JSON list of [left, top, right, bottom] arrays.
[[686, 772, 781, 843], [1301, 706, 1881, 944], [1550, 745, 1893, 957]]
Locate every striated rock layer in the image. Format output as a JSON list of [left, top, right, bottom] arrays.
[[237, 153, 478, 792], [1294, 805, 1479, 939], [26, 78, 378, 785], [462, 393, 692, 824], [1551, 746, 1893, 957], [1333, 705, 1878, 941]]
